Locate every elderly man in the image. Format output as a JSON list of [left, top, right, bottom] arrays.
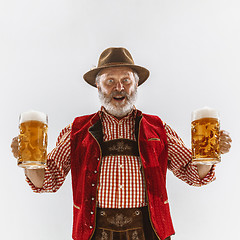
[[11, 47, 231, 240]]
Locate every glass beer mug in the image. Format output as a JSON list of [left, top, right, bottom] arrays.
[[18, 110, 48, 169], [191, 107, 220, 165]]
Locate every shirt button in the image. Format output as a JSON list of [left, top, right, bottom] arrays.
[[94, 170, 97, 174], [92, 183, 95, 187], [97, 158, 100, 161], [90, 211, 94, 215], [91, 197, 95, 201], [90, 226, 93, 229]]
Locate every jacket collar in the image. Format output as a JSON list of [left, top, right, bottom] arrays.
[[89, 112, 103, 146], [88, 108, 143, 145]]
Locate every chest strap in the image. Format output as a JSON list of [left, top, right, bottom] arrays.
[[101, 139, 139, 157]]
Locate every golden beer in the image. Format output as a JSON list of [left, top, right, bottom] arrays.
[[191, 107, 220, 165], [18, 111, 48, 169]]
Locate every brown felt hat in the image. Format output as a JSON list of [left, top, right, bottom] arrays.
[[83, 47, 150, 87]]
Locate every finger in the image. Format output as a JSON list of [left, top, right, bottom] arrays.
[[220, 141, 231, 148], [221, 136, 232, 143], [11, 137, 19, 158], [13, 151, 19, 159], [220, 130, 230, 135], [220, 150, 227, 154], [220, 140, 232, 149], [220, 142, 231, 154], [219, 135, 232, 143], [11, 141, 19, 149], [220, 142, 230, 148], [11, 137, 18, 145], [11, 140, 18, 148], [220, 136, 232, 143], [220, 130, 232, 142], [220, 147, 230, 154], [220, 146, 231, 153]]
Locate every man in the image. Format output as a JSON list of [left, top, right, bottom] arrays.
[[11, 47, 232, 240]]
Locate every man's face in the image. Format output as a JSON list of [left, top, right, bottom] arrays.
[[96, 67, 138, 118]]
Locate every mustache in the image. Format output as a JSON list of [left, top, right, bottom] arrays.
[[110, 91, 128, 98]]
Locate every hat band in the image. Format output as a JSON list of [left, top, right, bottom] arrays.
[[98, 62, 134, 68]]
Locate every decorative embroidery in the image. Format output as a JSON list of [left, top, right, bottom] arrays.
[[107, 213, 132, 227], [101, 230, 108, 240], [109, 141, 132, 153], [102, 139, 139, 157], [132, 230, 140, 240]]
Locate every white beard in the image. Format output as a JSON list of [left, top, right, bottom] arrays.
[[98, 87, 138, 118]]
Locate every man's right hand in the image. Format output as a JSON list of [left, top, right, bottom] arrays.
[[11, 136, 45, 188], [11, 136, 19, 159]]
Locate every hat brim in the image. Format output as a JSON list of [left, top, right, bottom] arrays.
[[83, 64, 150, 87]]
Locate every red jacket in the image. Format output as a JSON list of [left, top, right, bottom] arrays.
[[70, 110, 175, 240]]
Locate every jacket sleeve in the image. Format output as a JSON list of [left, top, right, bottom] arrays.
[[26, 124, 72, 193], [164, 123, 216, 186]]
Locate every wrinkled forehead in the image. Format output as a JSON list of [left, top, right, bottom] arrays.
[[98, 66, 134, 78]]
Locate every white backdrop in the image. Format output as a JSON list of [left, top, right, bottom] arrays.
[[1, 0, 239, 239]]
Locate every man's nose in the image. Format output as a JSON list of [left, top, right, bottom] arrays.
[[115, 81, 124, 91]]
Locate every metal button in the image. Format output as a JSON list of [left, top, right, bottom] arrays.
[[94, 170, 97, 174], [135, 210, 141, 216], [100, 210, 106, 216], [97, 158, 100, 161], [91, 197, 95, 201], [90, 211, 94, 215], [92, 183, 95, 187], [89, 226, 93, 229]]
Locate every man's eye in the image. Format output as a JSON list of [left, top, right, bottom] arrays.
[[123, 79, 130, 83], [107, 79, 114, 84]]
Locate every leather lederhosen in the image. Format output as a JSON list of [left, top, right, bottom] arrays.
[[92, 131, 171, 240], [92, 207, 171, 240]]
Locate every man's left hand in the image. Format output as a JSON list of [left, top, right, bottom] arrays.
[[220, 130, 232, 154]]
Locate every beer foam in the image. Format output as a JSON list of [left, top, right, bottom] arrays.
[[192, 106, 219, 121], [20, 110, 47, 124]]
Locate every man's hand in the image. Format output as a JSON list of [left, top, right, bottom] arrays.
[[219, 130, 232, 154], [197, 130, 232, 180], [11, 136, 19, 159], [10, 136, 45, 188]]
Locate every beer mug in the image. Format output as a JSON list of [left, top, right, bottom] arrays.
[[191, 107, 220, 165], [18, 110, 48, 169]]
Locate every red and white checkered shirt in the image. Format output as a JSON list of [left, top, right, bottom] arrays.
[[26, 108, 216, 208], [98, 108, 146, 208]]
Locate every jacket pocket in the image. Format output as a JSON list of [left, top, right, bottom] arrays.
[[148, 138, 161, 141], [73, 203, 81, 210]]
